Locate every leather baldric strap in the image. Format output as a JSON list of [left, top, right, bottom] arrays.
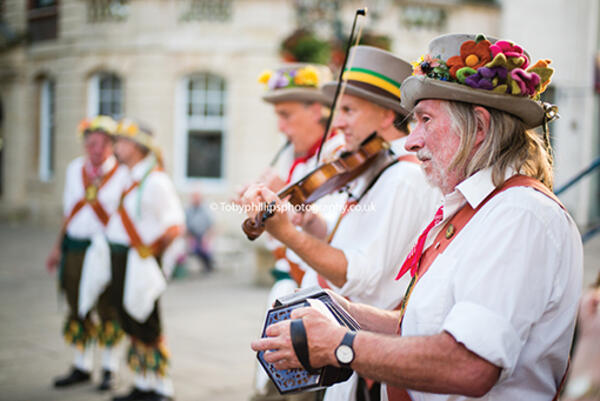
[[61, 162, 119, 233], [118, 170, 184, 258], [388, 175, 566, 401], [272, 247, 306, 286]]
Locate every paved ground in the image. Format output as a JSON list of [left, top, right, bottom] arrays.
[[0, 222, 269, 401], [0, 222, 598, 401]]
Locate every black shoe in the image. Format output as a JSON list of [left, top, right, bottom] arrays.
[[97, 369, 114, 391], [112, 387, 154, 401], [147, 393, 174, 401], [53, 367, 91, 387]]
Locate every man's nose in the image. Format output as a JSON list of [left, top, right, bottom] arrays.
[[405, 127, 424, 152], [332, 114, 346, 130]]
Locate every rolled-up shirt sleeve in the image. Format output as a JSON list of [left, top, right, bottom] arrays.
[[443, 302, 522, 381]]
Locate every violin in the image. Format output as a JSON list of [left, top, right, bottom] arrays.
[[242, 133, 390, 240]]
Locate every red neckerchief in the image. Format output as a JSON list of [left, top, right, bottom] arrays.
[[286, 139, 322, 184]]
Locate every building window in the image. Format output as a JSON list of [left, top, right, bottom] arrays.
[[182, 73, 226, 179], [39, 79, 55, 182], [400, 4, 447, 31], [87, 0, 129, 22], [180, 0, 233, 22], [87, 72, 123, 119], [27, 0, 58, 42]]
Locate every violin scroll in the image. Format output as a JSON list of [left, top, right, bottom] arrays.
[[242, 201, 277, 241]]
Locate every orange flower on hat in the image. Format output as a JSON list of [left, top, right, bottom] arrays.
[[446, 38, 492, 79]]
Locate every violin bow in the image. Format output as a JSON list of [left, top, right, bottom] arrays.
[[315, 7, 368, 165]]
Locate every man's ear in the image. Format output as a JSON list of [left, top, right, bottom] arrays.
[[379, 108, 396, 130], [309, 102, 324, 123], [473, 106, 491, 146]]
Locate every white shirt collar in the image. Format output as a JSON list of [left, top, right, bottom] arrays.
[[130, 154, 157, 181], [445, 167, 518, 212]]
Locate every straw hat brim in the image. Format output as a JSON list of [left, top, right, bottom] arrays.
[[401, 75, 545, 129], [322, 82, 409, 115], [262, 88, 332, 106]]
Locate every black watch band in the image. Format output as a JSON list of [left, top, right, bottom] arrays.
[[335, 331, 356, 367]]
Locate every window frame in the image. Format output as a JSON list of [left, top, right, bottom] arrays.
[[174, 73, 228, 190], [87, 72, 124, 119], [38, 78, 55, 182]]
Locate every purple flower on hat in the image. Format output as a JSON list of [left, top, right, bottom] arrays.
[[268, 71, 291, 90], [464, 66, 508, 90], [510, 69, 540, 96]]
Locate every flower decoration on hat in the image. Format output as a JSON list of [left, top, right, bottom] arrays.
[[77, 115, 117, 138], [412, 33, 554, 101], [116, 118, 155, 151], [446, 34, 492, 79], [412, 54, 450, 81], [258, 66, 320, 91]]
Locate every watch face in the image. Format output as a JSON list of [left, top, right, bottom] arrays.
[[336, 344, 354, 364]]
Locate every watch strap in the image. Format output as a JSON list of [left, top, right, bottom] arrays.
[[341, 331, 357, 348]]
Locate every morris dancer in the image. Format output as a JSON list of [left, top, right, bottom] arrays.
[[47, 115, 129, 391], [106, 119, 185, 401]]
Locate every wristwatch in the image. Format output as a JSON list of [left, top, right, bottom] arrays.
[[335, 331, 357, 367]]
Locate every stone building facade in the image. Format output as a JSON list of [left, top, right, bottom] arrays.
[[0, 0, 597, 236]]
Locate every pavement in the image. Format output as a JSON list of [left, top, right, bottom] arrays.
[[0, 222, 269, 401], [0, 222, 598, 401]]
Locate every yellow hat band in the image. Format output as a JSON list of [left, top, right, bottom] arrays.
[[342, 69, 401, 98]]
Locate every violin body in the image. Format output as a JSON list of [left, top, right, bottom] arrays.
[[242, 134, 390, 240]]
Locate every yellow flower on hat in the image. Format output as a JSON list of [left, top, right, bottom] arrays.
[[294, 66, 319, 87], [77, 115, 117, 138], [258, 70, 273, 85]]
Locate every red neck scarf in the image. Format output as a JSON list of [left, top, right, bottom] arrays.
[[286, 139, 322, 184]]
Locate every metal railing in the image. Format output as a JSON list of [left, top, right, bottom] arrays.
[[555, 156, 600, 243]]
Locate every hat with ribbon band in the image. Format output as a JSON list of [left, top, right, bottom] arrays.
[[322, 45, 413, 115]]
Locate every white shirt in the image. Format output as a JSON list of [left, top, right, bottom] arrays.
[[63, 155, 129, 240], [326, 137, 441, 310], [105, 155, 185, 247], [399, 168, 583, 401]]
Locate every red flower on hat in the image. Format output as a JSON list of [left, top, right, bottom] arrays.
[[489, 40, 530, 69], [446, 39, 492, 80]]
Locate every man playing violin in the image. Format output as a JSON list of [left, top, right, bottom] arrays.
[[246, 63, 346, 401], [250, 34, 583, 401], [242, 46, 440, 401]]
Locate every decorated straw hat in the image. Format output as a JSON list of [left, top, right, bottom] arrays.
[[115, 118, 157, 151], [322, 46, 413, 115], [77, 115, 117, 138], [258, 63, 333, 105], [401, 33, 556, 128]]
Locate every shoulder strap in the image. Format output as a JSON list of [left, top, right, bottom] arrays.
[[419, 174, 563, 279], [118, 170, 183, 258], [61, 162, 120, 233]]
